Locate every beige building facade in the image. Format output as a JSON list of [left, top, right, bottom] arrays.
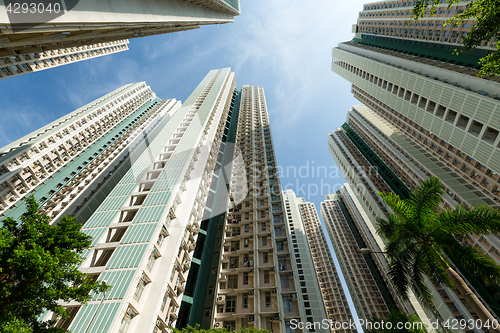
[[283, 189, 353, 332]]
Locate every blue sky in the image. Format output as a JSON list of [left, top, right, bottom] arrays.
[[0, 0, 367, 210], [0, 0, 367, 323]]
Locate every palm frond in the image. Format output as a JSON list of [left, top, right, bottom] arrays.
[[385, 241, 413, 300], [437, 233, 500, 285], [407, 177, 444, 228], [376, 215, 399, 240], [418, 244, 453, 289], [378, 191, 413, 224], [433, 204, 500, 236]]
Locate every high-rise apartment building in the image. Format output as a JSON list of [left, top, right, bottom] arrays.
[[331, 0, 500, 322], [0, 0, 240, 59], [1, 68, 329, 332], [197, 86, 327, 332], [356, 0, 497, 56], [320, 189, 395, 321], [0, 80, 180, 224], [284, 190, 353, 332], [327, 123, 491, 330], [0, 40, 129, 79], [282, 190, 352, 331]]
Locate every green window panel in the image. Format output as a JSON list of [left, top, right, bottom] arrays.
[[423, 115, 433, 129], [407, 75, 416, 91], [160, 167, 182, 180], [440, 87, 453, 106], [407, 106, 417, 121], [475, 141, 493, 163], [474, 99, 496, 124], [440, 122, 454, 141], [422, 81, 433, 97], [142, 191, 172, 207], [130, 164, 150, 174], [83, 228, 107, 247], [152, 178, 177, 192], [450, 129, 466, 148], [400, 101, 410, 117], [431, 118, 444, 134], [69, 302, 120, 333], [462, 95, 480, 118], [429, 84, 443, 102], [106, 244, 148, 269], [107, 183, 137, 197], [120, 223, 157, 244], [222, 0, 239, 11], [487, 150, 500, 173], [120, 174, 138, 184], [132, 206, 165, 223], [450, 91, 466, 112], [100, 196, 128, 212], [79, 249, 91, 262], [461, 136, 479, 157], [84, 211, 119, 228], [414, 78, 424, 95], [92, 269, 136, 300]]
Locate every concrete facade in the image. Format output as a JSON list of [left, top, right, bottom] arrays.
[[0, 0, 240, 58], [283, 190, 354, 332], [0, 40, 128, 79]]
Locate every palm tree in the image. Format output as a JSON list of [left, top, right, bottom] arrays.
[[376, 177, 500, 332]]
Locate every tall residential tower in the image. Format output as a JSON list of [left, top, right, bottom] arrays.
[[0, 0, 240, 58], [283, 189, 354, 331], [1, 68, 330, 332]]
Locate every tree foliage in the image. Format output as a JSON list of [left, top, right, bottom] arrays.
[[412, 0, 500, 76], [0, 196, 109, 332], [376, 177, 500, 307]]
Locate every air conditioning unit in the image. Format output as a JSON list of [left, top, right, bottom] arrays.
[[216, 295, 226, 304], [248, 316, 254, 322], [214, 321, 223, 328]]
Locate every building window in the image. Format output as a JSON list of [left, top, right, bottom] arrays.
[[264, 271, 270, 283], [228, 275, 238, 289], [242, 294, 249, 309], [283, 296, 293, 312], [225, 296, 236, 312], [265, 292, 272, 307], [133, 277, 148, 302]]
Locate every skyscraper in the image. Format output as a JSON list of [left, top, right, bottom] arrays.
[[1, 68, 330, 332], [0, 0, 240, 59], [0, 40, 129, 79], [198, 86, 328, 332], [327, 121, 490, 327], [330, 0, 500, 321], [0, 80, 180, 224], [320, 188, 395, 321], [283, 189, 354, 330]]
